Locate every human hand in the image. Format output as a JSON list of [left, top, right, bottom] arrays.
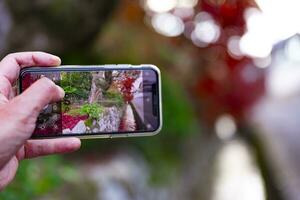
[[0, 52, 81, 190]]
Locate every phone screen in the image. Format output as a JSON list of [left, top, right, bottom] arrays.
[[20, 67, 160, 138]]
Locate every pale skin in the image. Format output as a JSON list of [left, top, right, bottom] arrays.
[[0, 52, 81, 190]]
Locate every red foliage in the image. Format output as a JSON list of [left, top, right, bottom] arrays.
[[201, 0, 251, 28], [192, 53, 265, 126], [34, 124, 61, 135], [62, 114, 88, 130], [186, 0, 266, 126], [22, 73, 39, 91], [119, 117, 125, 131], [119, 75, 136, 102]]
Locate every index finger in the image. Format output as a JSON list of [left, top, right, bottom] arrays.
[[0, 52, 61, 96]]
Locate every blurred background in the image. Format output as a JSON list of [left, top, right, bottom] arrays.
[[1, 0, 300, 199]]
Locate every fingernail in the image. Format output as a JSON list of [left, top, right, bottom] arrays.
[[72, 138, 81, 147], [51, 55, 61, 65], [56, 86, 65, 98], [67, 138, 81, 151]]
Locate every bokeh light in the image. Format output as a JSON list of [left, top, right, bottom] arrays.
[[177, 0, 198, 8], [192, 20, 220, 45], [253, 56, 272, 69], [284, 36, 300, 63], [173, 7, 195, 19], [151, 13, 185, 37], [227, 35, 243, 59], [212, 140, 266, 200], [191, 12, 220, 47], [145, 0, 198, 13], [146, 0, 177, 13], [240, 0, 300, 58], [267, 35, 300, 98], [215, 114, 237, 140]]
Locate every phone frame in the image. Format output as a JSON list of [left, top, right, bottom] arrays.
[[18, 64, 162, 139]]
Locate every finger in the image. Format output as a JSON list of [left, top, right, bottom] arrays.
[[0, 51, 61, 83], [9, 77, 65, 118], [0, 93, 9, 105], [0, 52, 61, 97], [9, 85, 17, 100], [0, 75, 12, 98], [0, 157, 18, 191], [0, 82, 13, 105], [16, 138, 81, 160]]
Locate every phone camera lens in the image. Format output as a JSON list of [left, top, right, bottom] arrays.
[[146, 124, 152, 130]]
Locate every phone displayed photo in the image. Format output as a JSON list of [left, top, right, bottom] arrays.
[[19, 65, 162, 139]]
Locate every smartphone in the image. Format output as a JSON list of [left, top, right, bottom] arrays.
[[18, 65, 162, 139]]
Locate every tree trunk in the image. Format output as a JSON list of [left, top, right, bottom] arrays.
[[89, 72, 103, 104]]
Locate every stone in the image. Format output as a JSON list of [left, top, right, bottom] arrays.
[[92, 128, 99, 133], [96, 106, 122, 132], [71, 120, 87, 134], [63, 128, 71, 134]]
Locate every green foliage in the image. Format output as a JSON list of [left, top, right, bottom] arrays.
[[104, 90, 124, 107], [60, 72, 92, 99], [79, 103, 104, 120], [63, 86, 77, 94], [62, 103, 70, 113], [84, 118, 94, 127], [66, 108, 81, 116], [161, 74, 199, 136], [0, 156, 68, 200]]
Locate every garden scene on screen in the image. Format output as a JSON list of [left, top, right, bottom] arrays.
[[23, 70, 147, 135]]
